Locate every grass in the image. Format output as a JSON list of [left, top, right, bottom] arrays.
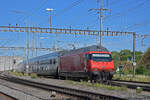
[[113, 74, 150, 82], [30, 73, 38, 79], [23, 73, 29, 77], [9, 71, 24, 77], [66, 80, 128, 91], [9, 71, 37, 79], [94, 83, 127, 91]]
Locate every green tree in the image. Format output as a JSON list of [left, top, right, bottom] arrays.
[[112, 49, 144, 74], [111, 51, 120, 60], [111, 51, 120, 69], [136, 66, 149, 75], [138, 47, 150, 74], [135, 51, 143, 62], [140, 48, 150, 64], [119, 49, 132, 61]]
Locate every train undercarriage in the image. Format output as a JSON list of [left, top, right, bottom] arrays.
[[52, 70, 114, 83], [90, 71, 114, 83]]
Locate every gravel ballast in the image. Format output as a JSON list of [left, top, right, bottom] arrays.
[[9, 74, 150, 100], [0, 78, 69, 100]]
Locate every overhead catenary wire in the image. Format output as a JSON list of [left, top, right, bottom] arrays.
[[104, 0, 149, 21], [63, 0, 101, 30], [121, 20, 150, 32], [54, 0, 84, 17], [10, 0, 48, 25], [119, 1, 150, 32], [38, 0, 84, 26], [82, 0, 149, 31], [11, 10, 47, 24], [1, 0, 150, 56], [0, 33, 22, 47]]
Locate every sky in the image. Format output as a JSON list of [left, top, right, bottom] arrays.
[[0, 0, 150, 57]]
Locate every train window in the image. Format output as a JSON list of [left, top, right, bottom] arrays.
[[50, 59, 52, 64], [92, 53, 112, 62], [53, 59, 56, 64]]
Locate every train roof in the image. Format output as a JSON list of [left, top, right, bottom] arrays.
[[28, 52, 59, 63], [22, 45, 109, 63], [59, 45, 109, 56]]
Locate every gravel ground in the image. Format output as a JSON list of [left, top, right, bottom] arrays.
[[0, 78, 70, 100], [0, 92, 16, 100], [9, 74, 150, 100]]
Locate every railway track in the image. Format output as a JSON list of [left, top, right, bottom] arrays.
[[113, 79, 150, 85], [0, 75, 130, 100], [110, 80, 150, 92]]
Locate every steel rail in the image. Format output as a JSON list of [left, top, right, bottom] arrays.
[[0, 75, 128, 100], [110, 80, 150, 92], [113, 79, 150, 85], [0, 76, 50, 100]]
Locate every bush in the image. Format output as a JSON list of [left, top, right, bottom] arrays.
[[129, 70, 133, 74], [136, 87, 143, 93], [136, 66, 149, 75]]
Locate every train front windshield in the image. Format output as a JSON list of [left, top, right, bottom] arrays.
[[91, 53, 112, 62]]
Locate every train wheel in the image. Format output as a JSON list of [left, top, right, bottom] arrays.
[[97, 72, 103, 83], [94, 75, 101, 83], [89, 74, 93, 83], [92, 75, 96, 83], [108, 74, 113, 80], [102, 71, 109, 82]]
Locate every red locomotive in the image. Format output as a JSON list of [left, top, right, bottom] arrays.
[[59, 48, 114, 82], [17, 45, 114, 82]]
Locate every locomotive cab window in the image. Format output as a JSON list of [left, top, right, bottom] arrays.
[[92, 53, 112, 62]]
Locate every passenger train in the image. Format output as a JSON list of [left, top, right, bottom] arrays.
[[16, 45, 115, 82]]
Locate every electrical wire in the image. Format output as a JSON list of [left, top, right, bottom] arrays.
[[38, 0, 84, 26], [11, 0, 48, 25], [55, 0, 84, 17], [104, 0, 149, 20], [115, 1, 150, 32], [121, 19, 150, 32]]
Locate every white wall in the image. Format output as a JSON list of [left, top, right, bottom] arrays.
[[0, 56, 24, 71]]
